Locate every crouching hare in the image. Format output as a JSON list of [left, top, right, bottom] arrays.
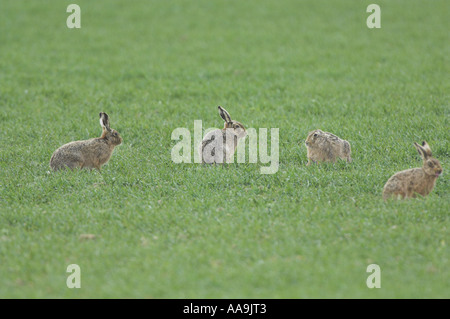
[[383, 141, 442, 200], [199, 106, 246, 164], [305, 129, 352, 165], [50, 112, 122, 171]]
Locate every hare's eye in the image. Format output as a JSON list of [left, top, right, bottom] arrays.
[[428, 162, 433, 167], [114, 132, 118, 137], [313, 133, 318, 137]]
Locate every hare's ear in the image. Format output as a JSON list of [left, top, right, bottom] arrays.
[[218, 106, 232, 124], [421, 141, 432, 158], [414, 142, 429, 159], [99, 112, 111, 132]]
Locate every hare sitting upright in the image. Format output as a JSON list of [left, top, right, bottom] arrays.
[[383, 141, 443, 200], [50, 112, 122, 171], [199, 106, 247, 164]]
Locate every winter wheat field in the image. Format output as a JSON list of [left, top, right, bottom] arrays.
[[0, 0, 448, 298]]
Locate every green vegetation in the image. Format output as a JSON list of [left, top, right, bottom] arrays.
[[0, 0, 448, 298]]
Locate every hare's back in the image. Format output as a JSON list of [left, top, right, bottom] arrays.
[[51, 138, 103, 162], [388, 167, 423, 183], [201, 129, 224, 148], [52, 140, 88, 156]]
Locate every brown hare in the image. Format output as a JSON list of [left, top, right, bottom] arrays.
[[305, 129, 352, 165], [50, 112, 122, 171], [383, 141, 442, 200], [199, 106, 246, 164]]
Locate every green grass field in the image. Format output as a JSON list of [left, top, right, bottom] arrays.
[[0, 0, 448, 298]]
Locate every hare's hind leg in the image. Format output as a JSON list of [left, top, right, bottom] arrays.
[[52, 161, 83, 171], [60, 153, 84, 171], [51, 157, 83, 171], [66, 159, 84, 170]]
